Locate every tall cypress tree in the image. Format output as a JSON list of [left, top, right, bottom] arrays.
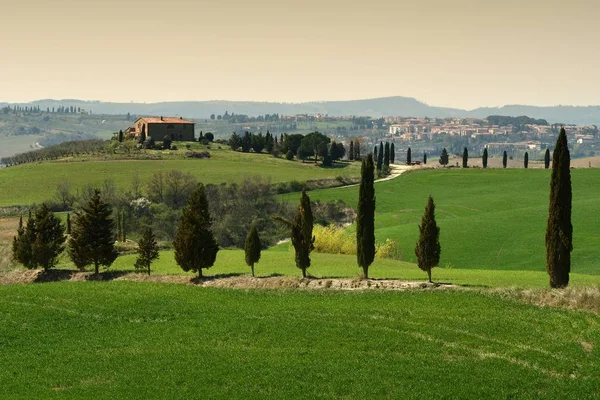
[[502, 151, 508, 168], [349, 141, 354, 161], [69, 189, 118, 274], [390, 143, 395, 164], [406, 147, 412, 165], [356, 154, 376, 279], [544, 148, 551, 169], [482, 148, 488, 168], [415, 196, 441, 283], [274, 190, 315, 278], [423, 152, 427, 164], [377, 142, 384, 171], [384, 142, 390, 167], [244, 222, 262, 277], [524, 152, 529, 169], [66, 213, 71, 235], [354, 139, 361, 160], [462, 147, 468, 168], [373, 145, 378, 161], [546, 127, 572, 288], [173, 184, 219, 278]]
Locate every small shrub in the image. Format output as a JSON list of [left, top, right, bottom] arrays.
[[171, 145, 178, 151], [185, 151, 211, 159], [375, 238, 402, 260], [286, 150, 294, 161]]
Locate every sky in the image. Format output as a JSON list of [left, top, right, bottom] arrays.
[[1, 0, 599, 109]]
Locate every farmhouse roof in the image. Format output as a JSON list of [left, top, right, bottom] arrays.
[[136, 117, 195, 124]]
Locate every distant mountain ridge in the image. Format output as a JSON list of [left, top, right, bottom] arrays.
[[6, 97, 600, 125]]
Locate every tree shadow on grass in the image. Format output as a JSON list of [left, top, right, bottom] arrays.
[[189, 272, 245, 284], [84, 271, 130, 281], [33, 269, 77, 283]]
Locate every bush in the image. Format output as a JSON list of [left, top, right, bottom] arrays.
[[171, 145, 178, 151], [286, 150, 294, 160], [201, 139, 210, 146], [312, 224, 401, 260], [375, 238, 402, 260], [185, 151, 211, 159]]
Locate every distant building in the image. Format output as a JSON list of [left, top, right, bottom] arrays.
[[131, 117, 195, 141]]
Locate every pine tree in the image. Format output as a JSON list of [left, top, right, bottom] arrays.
[[502, 151, 508, 168], [544, 148, 551, 169], [274, 190, 315, 278], [244, 222, 262, 277], [423, 152, 427, 165], [384, 142, 390, 167], [13, 212, 36, 269], [439, 148, 449, 166], [546, 127, 572, 288], [32, 204, 66, 271], [135, 227, 159, 275], [69, 189, 118, 274], [349, 141, 354, 161], [390, 143, 395, 164], [524, 152, 529, 169], [173, 184, 219, 278], [462, 147, 468, 168], [356, 154, 376, 279], [415, 196, 441, 283], [482, 148, 488, 169], [406, 147, 412, 165], [66, 213, 71, 235], [377, 142, 384, 171]]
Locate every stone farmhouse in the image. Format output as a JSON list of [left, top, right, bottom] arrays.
[[129, 117, 195, 141]]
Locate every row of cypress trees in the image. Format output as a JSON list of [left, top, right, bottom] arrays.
[[449, 147, 552, 169]]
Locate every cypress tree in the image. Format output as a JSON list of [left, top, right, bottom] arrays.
[[274, 190, 315, 278], [462, 147, 468, 168], [373, 146, 378, 163], [354, 139, 361, 160], [118, 130, 123, 143], [406, 147, 412, 165], [482, 148, 488, 169], [439, 148, 449, 166], [11, 216, 23, 264], [244, 222, 262, 277], [377, 142, 384, 171], [349, 141, 354, 161], [66, 213, 71, 235], [415, 196, 441, 283], [69, 189, 118, 274], [544, 148, 551, 169], [135, 227, 159, 275], [546, 127, 572, 288], [33, 204, 66, 271], [117, 211, 122, 242], [390, 143, 395, 164], [384, 142, 390, 167], [502, 151, 508, 168], [524, 152, 529, 169], [423, 152, 427, 165], [356, 154, 376, 279], [173, 184, 219, 278], [121, 210, 126, 242]]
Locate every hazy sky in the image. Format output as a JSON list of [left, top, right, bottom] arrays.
[[1, 0, 599, 109]]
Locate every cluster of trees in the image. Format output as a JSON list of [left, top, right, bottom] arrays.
[[210, 112, 280, 123], [347, 139, 362, 161], [229, 131, 347, 164], [373, 142, 394, 174], [486, 115, 549, 126], [1, 105, 84, 114], [1, 139, 107, 166], [437, 147, 553, 169]]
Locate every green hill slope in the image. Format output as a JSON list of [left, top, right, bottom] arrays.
[[283, 168, 600, 274]]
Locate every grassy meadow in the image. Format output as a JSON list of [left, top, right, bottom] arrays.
[[283, 168, 600, 274], [0, 146, 359, 206], [1, 282, 598, 399]]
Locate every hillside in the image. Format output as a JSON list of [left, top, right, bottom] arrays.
[[283, 167, 600, 274], [9, 97, 600, 124]]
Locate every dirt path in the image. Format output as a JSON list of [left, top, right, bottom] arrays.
[[334, 163, 413, 189], [0, 269, 455, 291]]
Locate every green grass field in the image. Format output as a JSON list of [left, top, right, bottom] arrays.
[[283, 168, 600, 274], [1, 282, 598, 399], [0, 147, 359, 206]]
